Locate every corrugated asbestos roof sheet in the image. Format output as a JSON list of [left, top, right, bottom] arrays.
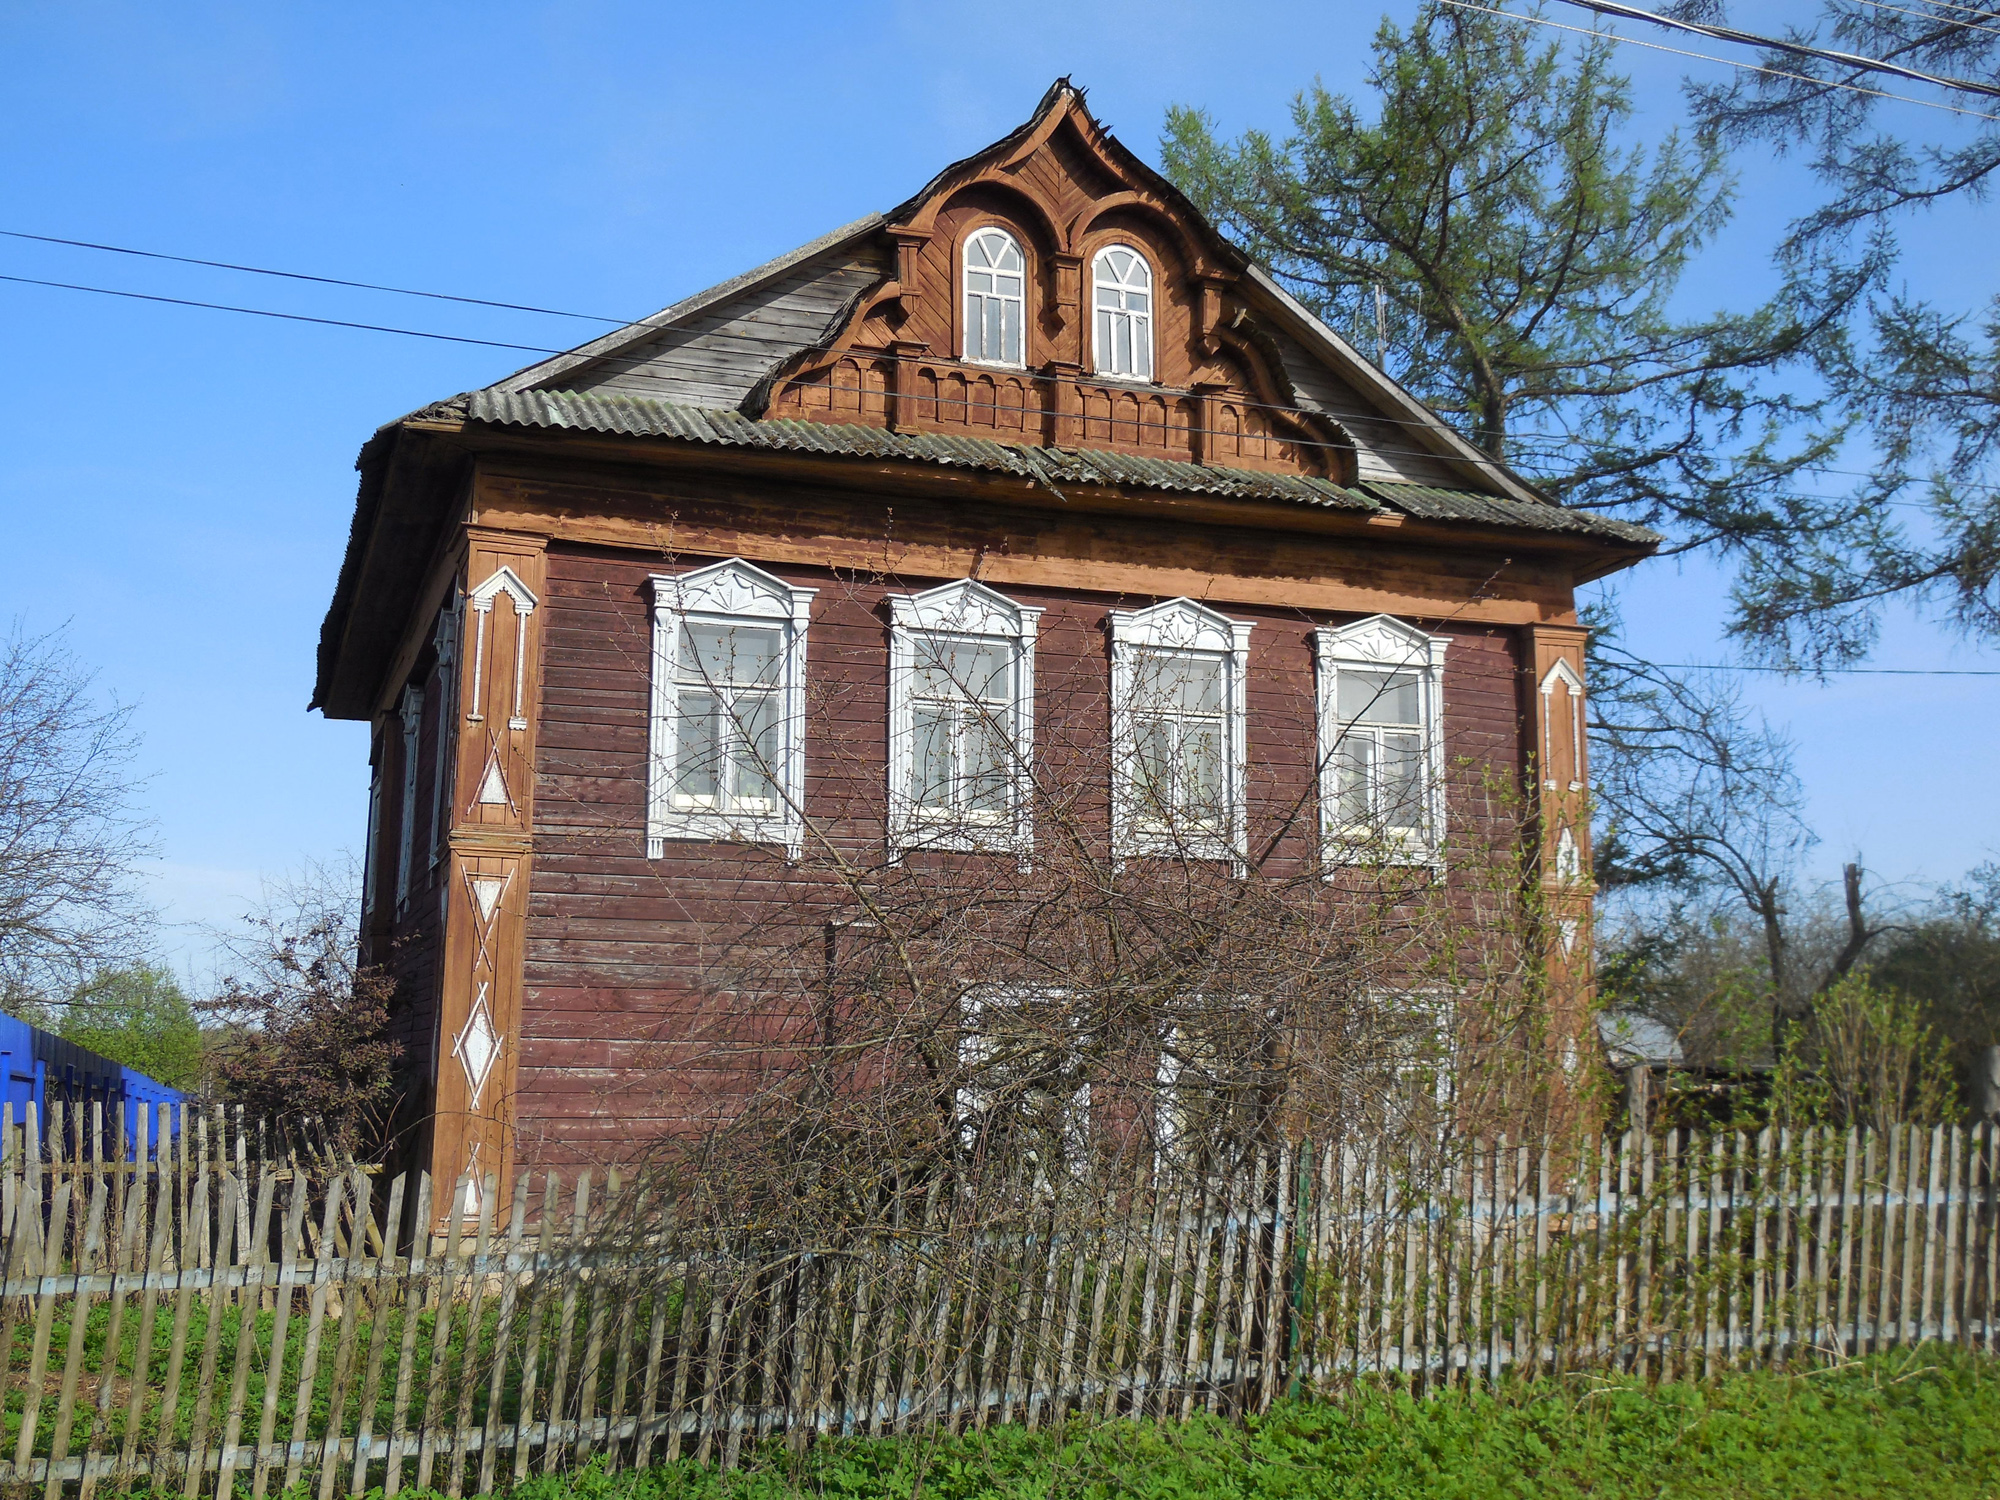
[[1355, 482, 1659, 545], [452, 389, 1657, 545]]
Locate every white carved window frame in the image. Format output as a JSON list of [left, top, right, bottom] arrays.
[[646, 559, 816, 860], [1314, 614, 1449, 869], [1091, 244, 1155, 382], [394, 682, 425, 917], [962, 225, 1028, 369], [1108, 598, 1251, 872], [1369, 986, 1459, 1118], [955, 985, 1090, 1177], [887, 579, 1042, 863]]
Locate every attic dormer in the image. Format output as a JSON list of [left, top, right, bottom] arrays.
[[758, 84, 1355, 482]]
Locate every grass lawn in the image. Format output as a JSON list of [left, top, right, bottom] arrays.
[[477, 1346, 2000, 1500]]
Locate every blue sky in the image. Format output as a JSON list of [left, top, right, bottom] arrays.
[[1, 1, 1993, 978]]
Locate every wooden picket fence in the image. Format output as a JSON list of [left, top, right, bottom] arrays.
[[0, 1103, 1996, 1496]]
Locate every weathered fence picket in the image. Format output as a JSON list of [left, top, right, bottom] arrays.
[[0, 1111, 1992, 1496]]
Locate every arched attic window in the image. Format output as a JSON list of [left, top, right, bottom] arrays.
[[963, 227, 1026, 367], [1092, 245, 1154, 381]]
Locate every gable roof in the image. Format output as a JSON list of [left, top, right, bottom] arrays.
[[475, 80, 1564, 510]]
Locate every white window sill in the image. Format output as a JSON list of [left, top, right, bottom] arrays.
[[648, 813, 801, 859]]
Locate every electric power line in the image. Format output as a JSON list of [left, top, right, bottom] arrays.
[[0, 229, 629, 324], [1440, 0, 2000, 120], [1639, 661, 1999, 675], [1846, 0, 2000, 42], [0, 272, 568, 355], [1554, 0, 2000, 99]]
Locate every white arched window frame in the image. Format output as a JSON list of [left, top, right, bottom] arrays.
[[1108, 598, 1251, 873], [962, 227, 1027, 367], [1091, 245, 1155, 381], [1315, 614, 1449, 867], [647, 559, 816, 860], [888, 579, 1042, 863]]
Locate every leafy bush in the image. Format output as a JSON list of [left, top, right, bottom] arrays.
[[329, 1347, 2000, 1500]]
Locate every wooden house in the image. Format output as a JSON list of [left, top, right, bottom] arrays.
[[312, 82, 1656, 1208]]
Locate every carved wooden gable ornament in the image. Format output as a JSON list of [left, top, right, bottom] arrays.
[[759, 81, 1357, 482]]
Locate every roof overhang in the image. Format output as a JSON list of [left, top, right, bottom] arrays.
[[312, 401, 1656, 720]]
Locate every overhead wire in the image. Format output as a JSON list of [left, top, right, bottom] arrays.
[[1550, 0, 2000, 98], [0, 229, 630, 324], [1621, 660, 1999, 675], [1846, 0, 2000, 40], [1439, 0, 2000, 119]]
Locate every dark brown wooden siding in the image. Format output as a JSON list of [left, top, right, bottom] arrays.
[[370, 642, 455, 1165], [519, 540, 1527, 1170]]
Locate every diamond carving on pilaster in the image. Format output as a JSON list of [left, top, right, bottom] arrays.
[[453, 983, 502, 1109]]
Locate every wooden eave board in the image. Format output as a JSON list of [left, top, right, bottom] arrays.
[[314, 428, 471, 720]]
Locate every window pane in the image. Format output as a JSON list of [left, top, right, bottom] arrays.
[[1336, 733, 1375, 824], [964, 711, 1012, 815], [994, 237, 1022, 271], [1140, 653, 1221, 713], [915, 638, 1012, 703], [1001, 299, 1020, 363], [674, 690, 719, 802], [731, 692, 779, 808], [1184, 723, 1224, 820], [1135, 720, 1173, 813], [679, 622, 780, 688], [1382, 731, 1425, 830], [1338, 670, 1420, 726], [914, 704, 951, 808], [1134, 322, 1152, 380]]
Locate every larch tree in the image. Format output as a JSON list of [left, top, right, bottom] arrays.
[[1159, 1, 1869, 600], [1677, 0, 2000, 667]]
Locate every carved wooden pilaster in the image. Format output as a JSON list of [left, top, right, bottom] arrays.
[[432, 528, 546, 1228], [1044, 360, 1084, 448], [886, 340, 926, 433], [1047, 252, 1082, 346], [892, 230, 928, 320], [1521, 624, 1595, 1108]]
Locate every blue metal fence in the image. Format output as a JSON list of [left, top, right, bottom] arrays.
[[0, 1010, 185, 1155]]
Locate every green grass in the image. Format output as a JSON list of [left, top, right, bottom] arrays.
[[466, 1347, 2000, 1500]]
